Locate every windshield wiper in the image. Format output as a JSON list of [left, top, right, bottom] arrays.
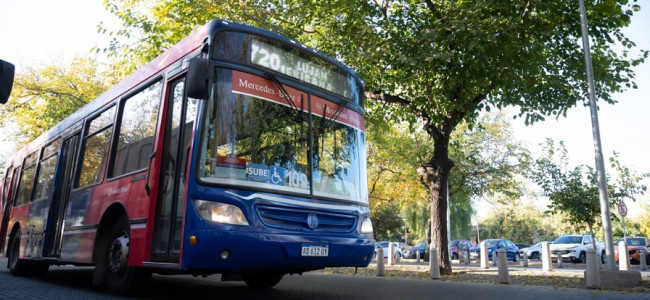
[[264, 71, 304, 122]]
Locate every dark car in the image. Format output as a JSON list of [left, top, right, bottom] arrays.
[[403, 242, 427, 259], [469, 239, 521, 262], [449, 239, 474, 260], [515, 243, 530, 250]]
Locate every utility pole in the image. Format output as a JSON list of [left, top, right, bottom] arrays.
[[578, 0, 616, 270]]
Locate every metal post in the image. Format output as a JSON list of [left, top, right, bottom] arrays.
[[578, 0, 616, 270], [523, 251, 529, 268], [541, 241, 553, 272], [388, 243, 395, 266], [619, 240, 630, 271], [585, 248, 601, 288], [430, 246, 440, 279], [376, 247, 385, 276], [480, 241, 489, 269], [497, 249, 510, 284]]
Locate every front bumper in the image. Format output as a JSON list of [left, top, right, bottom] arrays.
[[181, 229, 375, 272]]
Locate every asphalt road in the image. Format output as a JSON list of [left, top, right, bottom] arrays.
[[0, 258, 644, 300]]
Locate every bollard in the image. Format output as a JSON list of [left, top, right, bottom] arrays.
[[416, 249, 421, 263], [522, 251, 528, 268], [557, 252, 563, 268], [429, 246, 440, 279], [497, 249, 510, 284], [388, 242, 395, 266], [491, 250, 498, 266], [584, 248, 600, 288], [465, 249, 470, 265], [640, 251, 647, 271], [376, 247, 385, 276], [618, 241, 630, 271], [480, 241, 489, 269], [541, 241, 552, 272]]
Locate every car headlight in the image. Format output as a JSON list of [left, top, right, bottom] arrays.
[[360, 216, 373, 234], [194, 200, 249, 226]]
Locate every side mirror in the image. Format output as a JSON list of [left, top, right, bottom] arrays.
[[185, 57, 210, 100], [0, 59, 15, 104]]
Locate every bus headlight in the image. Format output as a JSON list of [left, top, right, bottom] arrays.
[[194, 200, 249, 226], [360, 216, 373, 234]]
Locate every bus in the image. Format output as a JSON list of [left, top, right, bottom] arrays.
[[0, 19, 374, 295]]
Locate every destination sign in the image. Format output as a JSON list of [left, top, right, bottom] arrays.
[[250, 38, 352, 99]]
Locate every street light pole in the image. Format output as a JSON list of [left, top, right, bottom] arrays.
[[578, 0, 616, 270]]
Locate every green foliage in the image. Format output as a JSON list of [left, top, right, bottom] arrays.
[[366, 120, 430, 242], [0, 57, 112, 146], [529, 139, 648, 233], [448, 111, 529, 239]]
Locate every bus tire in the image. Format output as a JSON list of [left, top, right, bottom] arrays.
[[8, 231, 32, 276], [241, 272, 284, 288], [104, 216, 150, 296]]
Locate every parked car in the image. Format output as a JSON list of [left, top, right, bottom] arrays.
[[515, 243, 530, 250], [469, 239, 520, 262], [614, 236, 649, 265], [550, 234, 606, 264], [374, 241, 403, 260], [449, 240, 474, 260], [518, 241, 552, 260], [403, 242, 427, 259]]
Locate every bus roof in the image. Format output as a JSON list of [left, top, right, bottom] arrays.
[[6, 19, 362, 166]]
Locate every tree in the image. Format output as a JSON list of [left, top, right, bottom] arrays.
[[448, 111, 529, 240], [366, 121, 431, 242], [100, 0, 647, 275], [530, 139, 647, 251], [0, 57, 112, 146]]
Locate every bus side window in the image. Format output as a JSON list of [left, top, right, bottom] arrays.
[[110, 80, 162, 178], [1, 166, 14, 209], [77, 106, 116, 188], [15, 151, 39, 207], [32, 138, 61, 202]]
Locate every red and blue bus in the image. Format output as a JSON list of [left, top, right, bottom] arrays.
[[0, 19, 374, 295]]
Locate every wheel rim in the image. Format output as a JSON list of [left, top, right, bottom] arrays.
[[107, 233, 129, 276]]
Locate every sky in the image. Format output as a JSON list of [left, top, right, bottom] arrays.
[[1, 1, 649, 218]]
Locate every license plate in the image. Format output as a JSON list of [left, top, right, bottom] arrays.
[[301, 244, 329, 257]]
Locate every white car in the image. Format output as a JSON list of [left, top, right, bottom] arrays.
[[550, 234, 605, 263], [519, 241, 547, 260], [374, 241, 403, 260]]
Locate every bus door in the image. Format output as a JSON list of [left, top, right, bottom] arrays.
[[45, 133, 80, 257], [151, 78, 196, 262], [0, 166, 17, 253]]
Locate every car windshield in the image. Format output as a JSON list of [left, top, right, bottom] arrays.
[[377, 242, 389, 248], [625, 238, 645, 246], [484, 240, 499, 248], [554, 236, 582, 244]]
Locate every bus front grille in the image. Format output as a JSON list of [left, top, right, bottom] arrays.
[[256, 205, 357, 233]]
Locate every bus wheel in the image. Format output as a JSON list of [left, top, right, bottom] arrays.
[[241, 272, 284, 288], [105, 216, 150, 295], [8, 232, 32, 276]]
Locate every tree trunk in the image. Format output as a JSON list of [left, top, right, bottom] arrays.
[[419, 130, 454, 275]]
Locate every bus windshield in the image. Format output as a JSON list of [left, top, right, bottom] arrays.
[[198, 68, 368, 204]]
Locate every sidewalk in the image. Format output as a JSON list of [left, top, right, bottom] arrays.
[[323, 258, 650, 293]]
